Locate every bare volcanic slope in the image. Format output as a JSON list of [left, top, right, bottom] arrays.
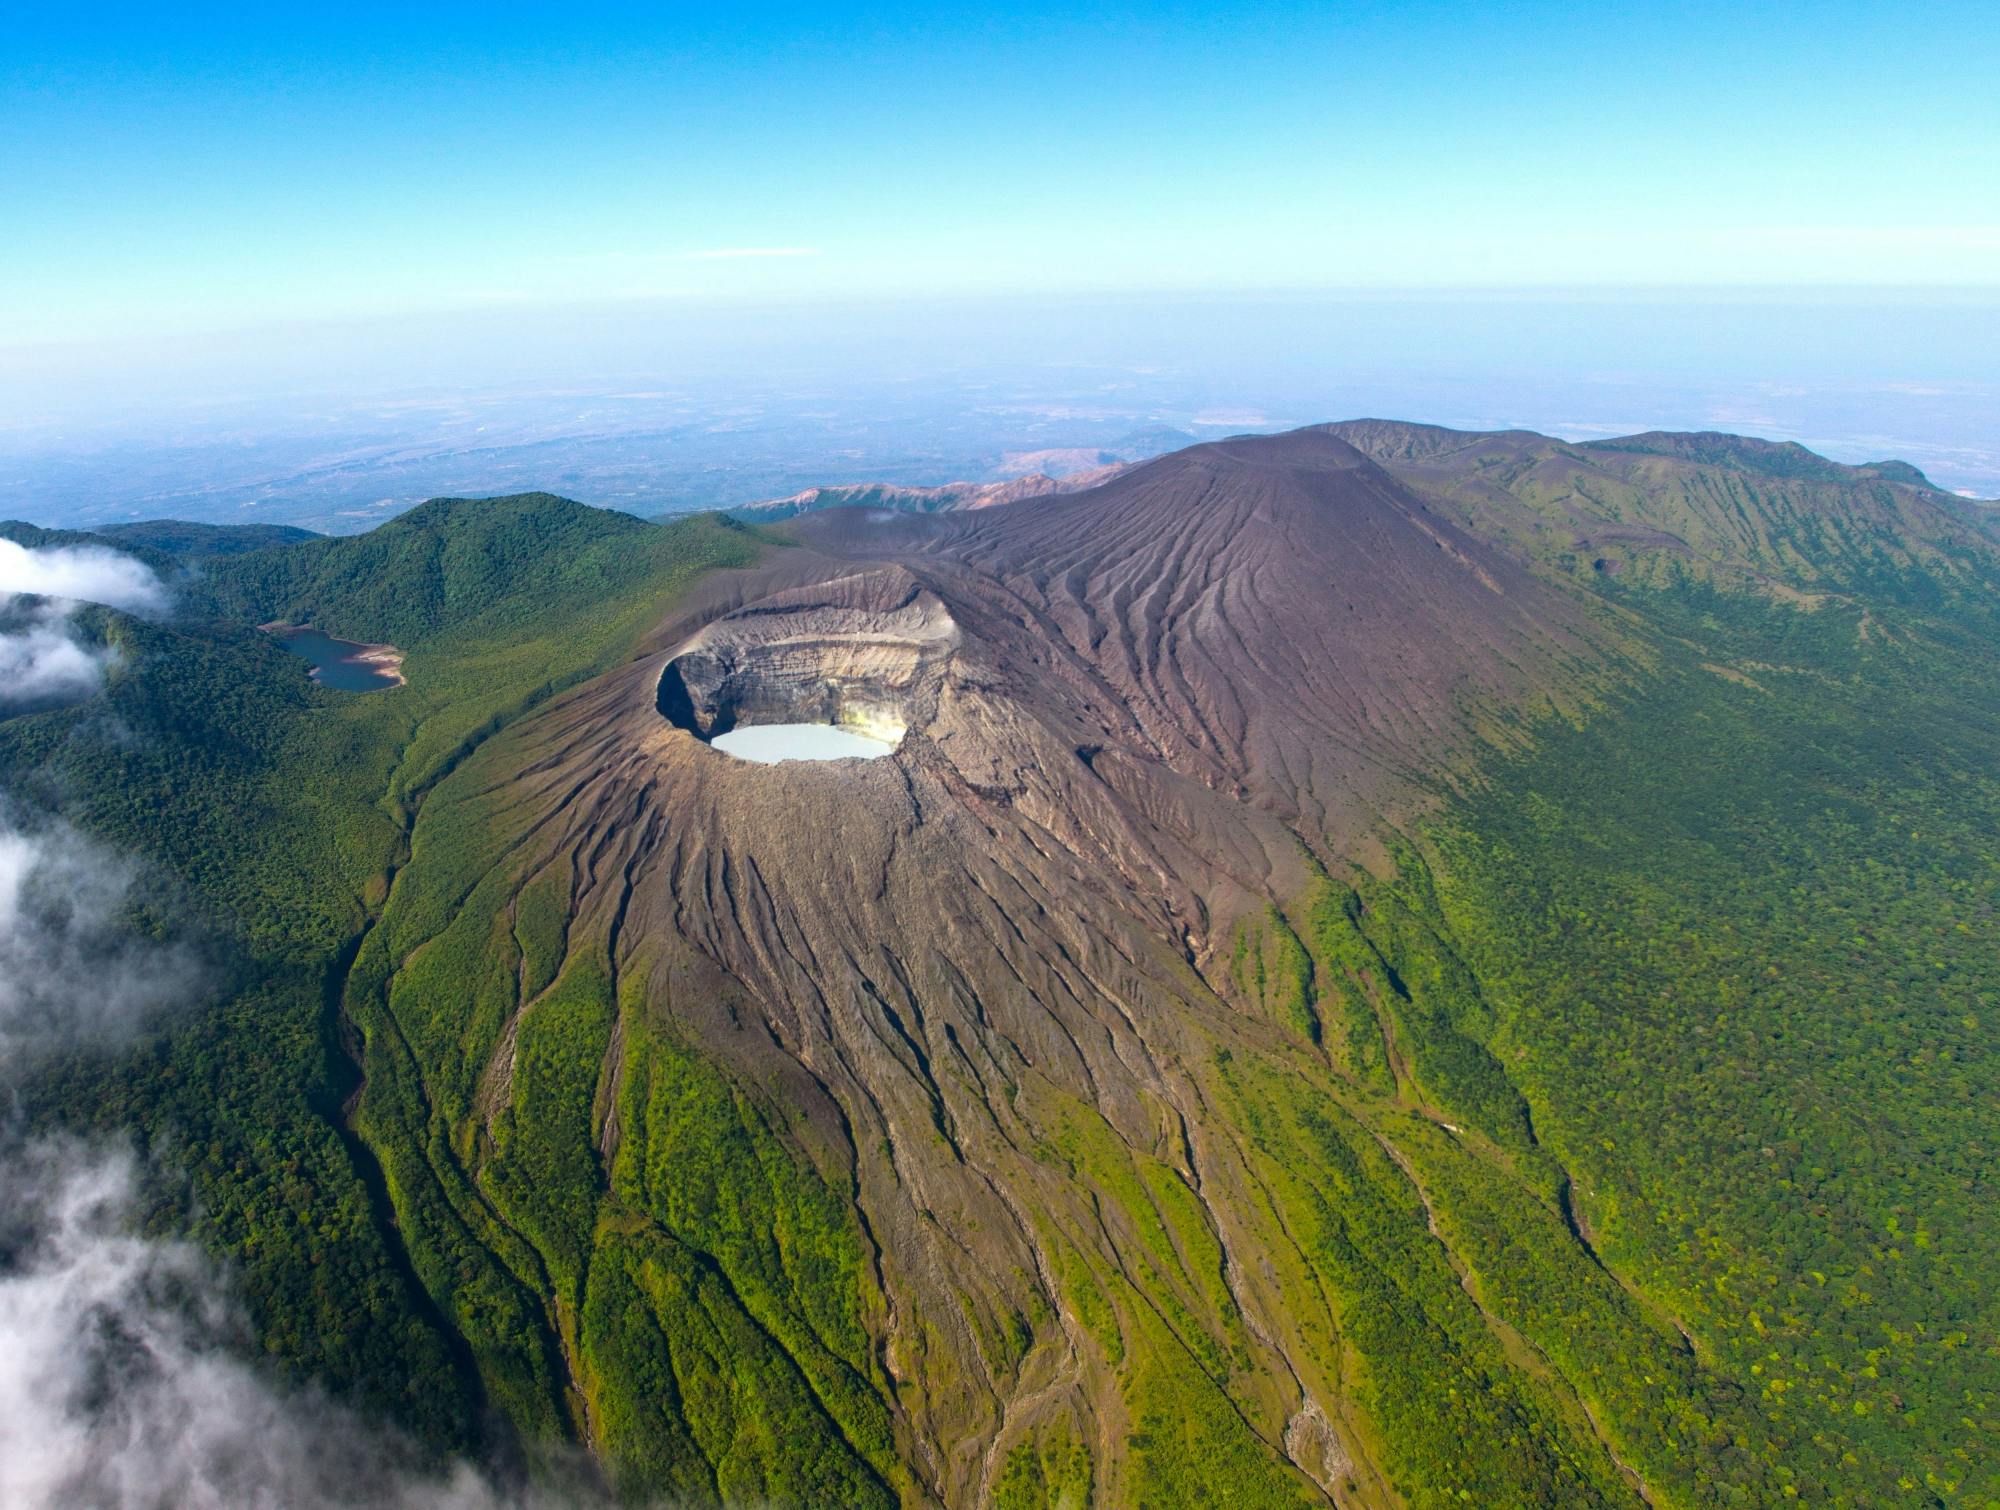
[[875, 427, 1617, 851], [346, 429, 1656, 1506]]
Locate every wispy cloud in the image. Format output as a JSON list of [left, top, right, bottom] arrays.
[[679, 246, 823, 261], [0, 541, 166, 710], [0, 1136, 604, 1509], [0, 803, 607, 1507], [0, 807, 205, 1058], [0, 604, 121, 708], [0, 541, 166, 613]]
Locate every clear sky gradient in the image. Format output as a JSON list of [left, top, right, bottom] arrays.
[[5, 1, 1998, 347]]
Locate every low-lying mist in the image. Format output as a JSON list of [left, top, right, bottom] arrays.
[[0, 540, 168, 710]]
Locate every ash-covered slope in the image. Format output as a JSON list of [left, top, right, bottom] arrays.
[[633, 428, 1615, 987], [349, 429, 1641, 1505], [889, 428, 1614, 848]]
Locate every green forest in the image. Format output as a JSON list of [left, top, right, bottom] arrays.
[[1385, 582, 2000, 1503]]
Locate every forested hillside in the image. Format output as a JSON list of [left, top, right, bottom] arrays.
[[2, 502, 765, 1461], [1365, 583, 2000, 1503]]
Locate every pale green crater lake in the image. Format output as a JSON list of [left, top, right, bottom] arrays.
[[711, 724, 898, 763]]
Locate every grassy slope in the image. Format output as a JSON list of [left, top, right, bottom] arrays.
[[1184, 575, 1999, 1506], [343, 723, 907, 1502], [2, 517, 319, 560], [1326, 423, 1993, 600], [94, 519, 324, 557]]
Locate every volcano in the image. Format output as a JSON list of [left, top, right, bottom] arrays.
[[38, 422, 1994, 1508], [344, 428, 1653, 1503]]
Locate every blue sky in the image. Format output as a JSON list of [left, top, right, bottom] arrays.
[[4, 1, 1997, 346]]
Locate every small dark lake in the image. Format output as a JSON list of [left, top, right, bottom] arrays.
[[268, 626, 404, 692]]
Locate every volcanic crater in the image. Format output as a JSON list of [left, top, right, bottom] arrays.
[[655, 565, 959, 753]]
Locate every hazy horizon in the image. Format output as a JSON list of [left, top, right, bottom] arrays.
[[3, 288, 1996, 531], [5, 5, 1997, 524]]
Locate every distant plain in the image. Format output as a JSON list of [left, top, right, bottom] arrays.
[[5, 292, 1993, 534]]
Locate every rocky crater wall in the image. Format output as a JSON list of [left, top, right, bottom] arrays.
[[656, 568, 959, 744]]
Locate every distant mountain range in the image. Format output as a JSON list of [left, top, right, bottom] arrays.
[[721, 427, 1196, 522], [722, 463, 1130, 522]]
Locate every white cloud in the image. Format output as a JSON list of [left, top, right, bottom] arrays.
[[0, 541, 166, 709], [0, 605, 119, 707], [0, 809, 204, 1060], [0, 540, 166, 615], [0, 1138, 557, 1510]]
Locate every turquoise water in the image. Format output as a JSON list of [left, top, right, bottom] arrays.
[[711, 723, 897, 763], [271, 627, 401, 692]]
